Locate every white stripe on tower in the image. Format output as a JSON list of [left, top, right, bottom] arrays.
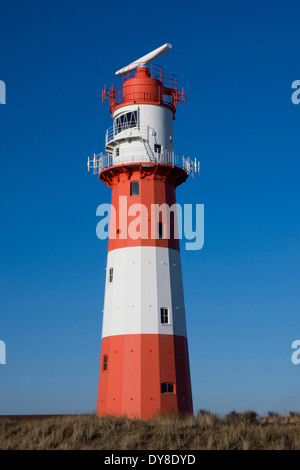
[[102, 246, 187, 338]]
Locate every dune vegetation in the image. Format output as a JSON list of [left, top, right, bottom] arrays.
[[1, 410, 300, 450]]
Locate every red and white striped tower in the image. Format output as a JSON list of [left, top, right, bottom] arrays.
[[88, 44, 199, 419]]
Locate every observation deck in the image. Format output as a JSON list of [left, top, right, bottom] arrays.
[[87, 149, 200, 178]]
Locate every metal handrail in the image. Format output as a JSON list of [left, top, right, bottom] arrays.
[[111, 87, 174, 112], [87, 149, 200, 177], [102, 63, 186, 114], [122, 63, 177, 90], [105, 123, 148, 145]]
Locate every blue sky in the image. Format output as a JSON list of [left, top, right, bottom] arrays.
[[1, 0, 300, 415]]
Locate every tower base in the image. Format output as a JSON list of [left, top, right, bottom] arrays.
[[97, 334, 193, 420]]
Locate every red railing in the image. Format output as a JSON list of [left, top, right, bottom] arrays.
[[102, 63, 186, 114], [122, 63, 177, 90]]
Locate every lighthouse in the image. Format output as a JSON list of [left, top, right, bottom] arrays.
[[88, 44, 199, 419]]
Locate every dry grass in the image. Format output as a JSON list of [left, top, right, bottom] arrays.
[[1, 410, 300, 450]]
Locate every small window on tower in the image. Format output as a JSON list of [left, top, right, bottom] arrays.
[[103, 355, 108, 371], [109, 267, 113, 283], [116, 148, 119, 157], [161, 383, 174, 394], [154, 144, 162, 154], [130, 181, 139, 196], [157, 221, 164, 238], [160, 307, 170, 325]]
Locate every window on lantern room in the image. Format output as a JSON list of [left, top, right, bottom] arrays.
[[115, 111, 138, 135]]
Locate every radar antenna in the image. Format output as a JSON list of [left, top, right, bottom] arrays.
[[115, 43, 172, 77]]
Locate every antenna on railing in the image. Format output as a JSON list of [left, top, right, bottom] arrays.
[[194, 158, 200, 176]]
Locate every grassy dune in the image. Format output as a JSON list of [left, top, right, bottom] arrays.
[[1, 411, 300, 450]]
